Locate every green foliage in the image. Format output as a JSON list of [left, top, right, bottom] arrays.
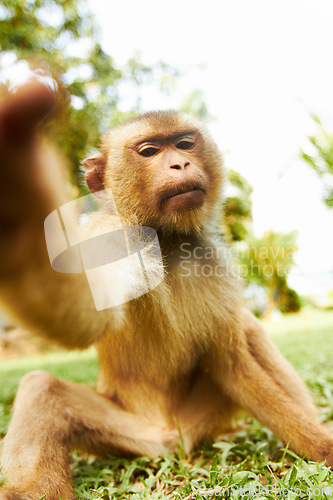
[[179, 89, 215, 121], [243, 230, 297, 285], [0, 0, 121, 183], [279, 285, 301, 314], [223, 169, 253, 242], [1, 0, 81, 60], [301, 114, 333, 208], [237, 230, 299, 311], [221, 173, 299, 314]]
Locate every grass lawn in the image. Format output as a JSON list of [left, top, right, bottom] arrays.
[[0, 307, 332, 499]]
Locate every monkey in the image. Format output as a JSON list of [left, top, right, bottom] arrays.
[[0, 80, 332, 500]]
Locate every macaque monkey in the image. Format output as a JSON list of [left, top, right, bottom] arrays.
[[0, 80, 332, 500]]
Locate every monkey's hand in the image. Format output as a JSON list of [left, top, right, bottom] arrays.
[[0, 78, 63, 275], [0, 78, 55, 146]]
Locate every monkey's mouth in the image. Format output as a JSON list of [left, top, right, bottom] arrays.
[[160, 182, 206, 211]]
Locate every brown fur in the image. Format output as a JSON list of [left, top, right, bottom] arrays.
[[0, 83, 332, 500]]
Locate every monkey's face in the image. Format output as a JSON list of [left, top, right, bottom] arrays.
[[135, 132, 206, 211], [85, 112, 224, 235]]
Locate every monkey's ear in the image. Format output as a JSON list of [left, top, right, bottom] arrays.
[[83, 155, 106, 193]]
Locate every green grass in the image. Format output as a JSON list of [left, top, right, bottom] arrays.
[[0, 308, 332, 499], [0, 349, 99, 435], [265, 308, 333, 374], [265, 308, 333, 425]]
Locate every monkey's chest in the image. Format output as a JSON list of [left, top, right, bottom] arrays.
[[97, 255, 241, 408]]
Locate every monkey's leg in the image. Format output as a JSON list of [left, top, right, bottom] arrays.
[[175, 371, 240, 453], [242, 309, 318, 418], [210, 343, 333, 466], [0, 371, 174, 500]]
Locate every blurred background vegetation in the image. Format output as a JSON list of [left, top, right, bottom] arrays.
[[301, 114, 333, 209], [1, 0, 333, 320]]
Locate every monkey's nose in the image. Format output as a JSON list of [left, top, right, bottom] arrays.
[[164, 150, 191, 170], [170, 161, 190, 170]]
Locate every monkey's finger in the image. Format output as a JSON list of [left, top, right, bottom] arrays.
[[0, 79, 56, 146]]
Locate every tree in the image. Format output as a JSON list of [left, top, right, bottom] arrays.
[[0, 0, 176, 188], [0, 0, 112, 179], [222, 169, 253, 242], [237, 230, 300, 313], [179, 89, 215, 121], [301, 115, 333, 208]]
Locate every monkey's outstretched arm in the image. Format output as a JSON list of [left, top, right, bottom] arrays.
[[0, 82, 118, 348]]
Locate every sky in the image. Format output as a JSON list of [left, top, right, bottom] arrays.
[[88, 0, 333, 295]]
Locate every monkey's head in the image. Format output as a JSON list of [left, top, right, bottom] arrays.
[[84, 111, 224, 236]]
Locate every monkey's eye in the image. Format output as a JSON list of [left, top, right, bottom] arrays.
[[175, 138, 195, 150], [137, 145, 160, 157]]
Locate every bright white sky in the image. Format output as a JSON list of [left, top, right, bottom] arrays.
[[89, 0, 333, 293]]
